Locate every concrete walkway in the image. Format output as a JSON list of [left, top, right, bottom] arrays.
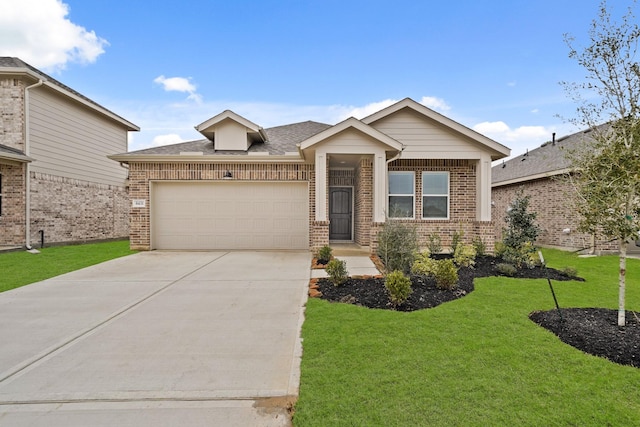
[[0, 251, 310, 426]]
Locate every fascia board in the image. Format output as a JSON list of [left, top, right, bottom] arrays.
[[195, 110, 262, 133], [491, 168, 572, 187], [108, 154, 306, 163]]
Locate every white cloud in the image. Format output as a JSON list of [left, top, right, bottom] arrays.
[[531, 108, 539, 114], [151, 133, 186, 147], [341, 99, 398, 120], [0, 0, 107, 71], [473, 120, 559, 159], [154, 75, 202, 103], [507, 81, 517, 87], [419, 96, 451, 112]]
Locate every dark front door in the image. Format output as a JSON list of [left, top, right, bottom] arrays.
[[329, 187, 352, 240]]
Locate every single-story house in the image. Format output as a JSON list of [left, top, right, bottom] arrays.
[[0, 57, 139, 249], [110, 98, 510, 253], [491, 127, 640, 254]]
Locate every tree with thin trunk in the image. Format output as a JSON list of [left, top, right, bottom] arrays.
[[562, 0, 640, 326]]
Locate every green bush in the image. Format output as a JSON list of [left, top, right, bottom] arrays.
[[501, 241, 538, 269], [561, 266, 579, 278], [376, 221, 419, 274], [427, 233, 442, 254], [411, 250, 437, 276], [472, 236, 486, 257], [384, 270, 413, 307], [454, 243, 476, 268], [317, 245, 333, 263], [496, 263, 517, 277], [326, 259, 348, 286], [451, 229, 464, 252], [433, 259, 459, 290], [502, 191, 540, 250]]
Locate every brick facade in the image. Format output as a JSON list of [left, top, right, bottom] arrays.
[[29, 172, 129, 245], [0, 77, 25, 152], [492, 177, 618, 253], [0, 163, 26, 245], [355, 157, 373, 246]]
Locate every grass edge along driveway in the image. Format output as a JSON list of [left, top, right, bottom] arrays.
[[294, 249, 640, 426], [0, 241, 136, 293]]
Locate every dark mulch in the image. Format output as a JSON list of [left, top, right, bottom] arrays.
[[317, 255, 579, 312], [529, 308, 640, 368]]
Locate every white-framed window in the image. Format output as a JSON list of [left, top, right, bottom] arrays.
[[388, 171, 414, 218], [422, 171, 449, 219]]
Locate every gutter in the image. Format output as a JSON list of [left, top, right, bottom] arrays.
[[24, 78, 44, 250], [108, 154, 309, 164]]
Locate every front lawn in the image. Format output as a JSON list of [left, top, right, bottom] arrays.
[[294, 249, 640, 426], [0, 240, 136, 293]]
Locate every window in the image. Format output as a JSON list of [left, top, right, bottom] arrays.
[[422, 172, 449, 219], [388, 171, 414, 218]]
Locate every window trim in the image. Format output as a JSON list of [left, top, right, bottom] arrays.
[[422, 171, 450, 220], [388, 171, 415, 219]]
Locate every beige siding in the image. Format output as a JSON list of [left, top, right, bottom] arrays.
[[214, 119, 250, 151], [371, 109, 485, 158], [28, 87, 128, 186], [316, 128, 390, 153]]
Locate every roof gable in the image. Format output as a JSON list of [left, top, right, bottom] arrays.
[[362, 98, 510, 160], [299, 117, 402, 151]]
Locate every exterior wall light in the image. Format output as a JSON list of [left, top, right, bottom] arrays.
[[223, 170, 233, 179]]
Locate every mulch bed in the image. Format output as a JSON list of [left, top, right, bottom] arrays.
[[316, 255, 578, 312], [315, 255, 639, 368], [530, 308, 640, 368]]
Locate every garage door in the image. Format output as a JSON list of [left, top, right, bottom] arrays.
[[152, 181, 309, 250]]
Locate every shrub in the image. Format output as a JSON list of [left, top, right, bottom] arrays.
[[561, 266, 579, 278], [454, 243, 476, 268], [376, 221, 419, 274], [384, 270, 412, 307], [451, 229, 464, 252], [433, 259, 459, 290], [326, 259, 348, 286], [411, 250, 437, 276], [427, 233, 442, 254], [472, 236, 486, 257], [496, 263, 517, 277], [501, 241, 538, 269], [502, 191, 540, 250], [317, 245, 333, 263]]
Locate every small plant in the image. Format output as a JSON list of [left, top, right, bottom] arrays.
[[472, 236, 486, 257], [561, 266, 579, 278], [433, 259, 459, 290], [376, 221, 419, 274], [326, 259, 348, 286], [451, 229, 464, 252], [384, 270, 413, 307], [501, 241, 538, 269], [427, 233, 442, 254], [411, 250, 437, 277], [454, 243, 476, 268], [496, 263, 517, 277], [317, 245, 333, 264]]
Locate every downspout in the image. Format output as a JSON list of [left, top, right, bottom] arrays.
[[24, 79, 44, 250]]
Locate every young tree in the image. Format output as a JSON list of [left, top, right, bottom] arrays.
[[562, 0, 640, 326]]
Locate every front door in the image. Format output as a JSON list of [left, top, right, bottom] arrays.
[[329, 187, 352, 240]]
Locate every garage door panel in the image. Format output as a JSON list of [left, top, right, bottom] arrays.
[[152, 182, 309, 250]]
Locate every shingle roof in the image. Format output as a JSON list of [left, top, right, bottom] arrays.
[[491, 125, 606, 185], [123, 120, 332, 156], [0, 57, 138, 130]]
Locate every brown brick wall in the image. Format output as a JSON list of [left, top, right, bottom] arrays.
[[30, 172, 129, 245], [492, 177, 617, 253], [0, 163, 26, 245], [128, 162, 315, 250], [355, 157, 372, 246], [0, 77, 25, 152]]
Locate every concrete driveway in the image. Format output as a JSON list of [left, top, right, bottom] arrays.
[[0, 251, 311, 426]]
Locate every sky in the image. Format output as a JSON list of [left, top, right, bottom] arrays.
[[0, 0, 636, 157]]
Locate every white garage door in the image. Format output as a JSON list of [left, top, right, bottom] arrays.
[[152, 181, 309, 250]]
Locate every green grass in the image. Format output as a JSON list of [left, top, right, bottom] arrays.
[[294, 249, 640, 426], [0, 240, 137, 293]]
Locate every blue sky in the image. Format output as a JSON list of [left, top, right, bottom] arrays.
[[1, 0, 635, 156]]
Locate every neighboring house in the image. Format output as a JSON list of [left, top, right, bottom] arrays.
[[491, 127, 639, 254], [110, 98, 510, 253], [0, 57, 139, 248]]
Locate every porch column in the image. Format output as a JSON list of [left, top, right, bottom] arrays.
[[373, 153, 386, 222], [315, 152, 327, 221], [476, 154, 492, 221]]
